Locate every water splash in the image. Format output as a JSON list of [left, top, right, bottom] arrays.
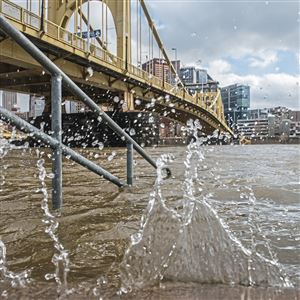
[[36, 159, 71, 297], [0, 139, 10, 159], [120, 119, 292, 293], [0, 138, 31, 291], [0, 240, 31, 289], [241, 186, 291, 287], [119, 153, 179, 294]]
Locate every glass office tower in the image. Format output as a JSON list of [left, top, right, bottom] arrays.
[[221, 84, 250, 128]]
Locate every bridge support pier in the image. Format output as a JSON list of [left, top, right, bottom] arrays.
[[123, 91, 134, 111]]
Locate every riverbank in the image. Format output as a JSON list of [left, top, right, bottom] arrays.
[[249, 137, 300, 145]]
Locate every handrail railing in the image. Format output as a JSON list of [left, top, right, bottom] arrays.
[[0, 0, 231, 133], [0, 107, 124, 188], [0, 14, 169, 209]]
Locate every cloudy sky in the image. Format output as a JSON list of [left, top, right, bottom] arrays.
[[144, 0, 299, 110]]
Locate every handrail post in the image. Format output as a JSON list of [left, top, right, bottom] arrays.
[[51, 75, 63, 209], [126, 142, 133, 186], [20, 7, 24, 24]]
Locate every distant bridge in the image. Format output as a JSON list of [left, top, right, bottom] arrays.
[[0, 0, 232, 134]]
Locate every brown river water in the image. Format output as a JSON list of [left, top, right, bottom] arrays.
[[0, 142, 299, 299]]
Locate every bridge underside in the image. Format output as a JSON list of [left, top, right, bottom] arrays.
[[0, 29, 227, 135]]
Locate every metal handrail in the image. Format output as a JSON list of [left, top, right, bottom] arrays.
[[0, 14, 166, 209], [0, 15, 156, 167], [0, 107, 124, 188]]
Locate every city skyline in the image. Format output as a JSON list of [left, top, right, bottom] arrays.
[[146, 0, 299, 110]]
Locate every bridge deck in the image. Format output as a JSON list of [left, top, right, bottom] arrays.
[[0, 0, 232, 134]]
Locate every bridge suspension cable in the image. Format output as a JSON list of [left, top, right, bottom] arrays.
[[139, 1, 142, 66], [80, 0, 83, 38], [105, 0, 108, 49], [139, 0, 187, 91], [136, 0, 139, 66], [74, 0, 78, 36]]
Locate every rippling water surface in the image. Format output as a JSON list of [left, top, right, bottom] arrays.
[[0, 142, 299, 299]]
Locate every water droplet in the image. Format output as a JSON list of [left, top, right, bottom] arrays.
[[98, 142, 104, 150], [129, 128, 136, 136], [131, 232, 142, 244], [1, 290, 8, 297], [46, 173, 55, 179], [45, 273, 55, 280], [107, 151, 116, 161]]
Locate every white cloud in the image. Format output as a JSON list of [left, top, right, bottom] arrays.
[[147, 0, 299, 65], [154, 21, 166, 31], [248, 49, 278, 68], [208, 59, 232, 74], [207, 60, 299, 110]]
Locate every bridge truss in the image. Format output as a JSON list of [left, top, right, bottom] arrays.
[[0, 0, 232, 134]]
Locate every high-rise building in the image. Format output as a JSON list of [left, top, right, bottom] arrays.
[[179, 67, 218, 95], [172, 60, 181, 75], [237, 117, 274, 139], [142, 58, 181, 85], [29, 96, 45, 118], [142, 58, 171, 83], [170, 60, 181, 85], [179, 67, 208, 85], [221, 84, 250, 127], [237, 107, 300, 141], [180, 66, 197, 84], [65, 100, 78, 114], [196, 69, 208, 85], [1, 91, 17, 111], [247, 108, 269, 120], [76, 101, 90, 113]]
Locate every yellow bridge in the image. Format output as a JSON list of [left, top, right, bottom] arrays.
[[0, 0, 232, 134]]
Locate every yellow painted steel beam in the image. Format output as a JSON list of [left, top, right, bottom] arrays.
[[209, 89, 220, 109], [0, 0, 232, 134]]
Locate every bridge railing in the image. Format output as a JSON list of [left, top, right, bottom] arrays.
[[0, 0, 230, 132], [0, 14, 171, 210]]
